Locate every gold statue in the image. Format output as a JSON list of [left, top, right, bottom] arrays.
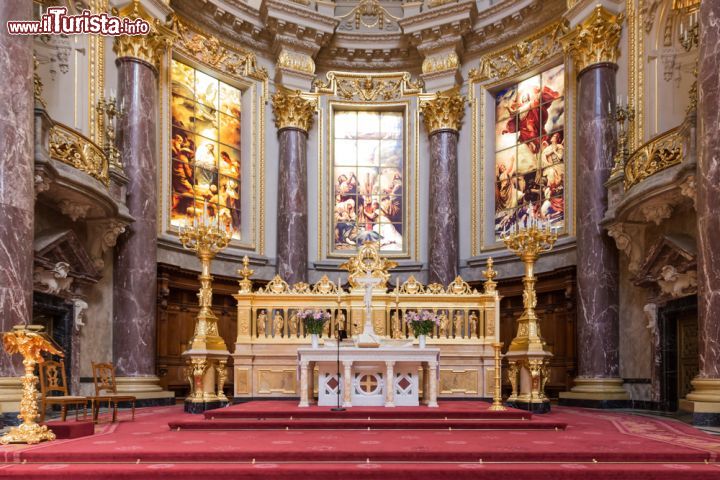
[[469, 311, 479, 338], [257, 310, 267, 337], [453, 310, 464, 338], [273, 311, 285, 338], [438, 312, 450, 338], [391, 310, 402, 339], [1, 325, 63, 445], [335, 310, 346, 333], [288, 311, 299, 337]]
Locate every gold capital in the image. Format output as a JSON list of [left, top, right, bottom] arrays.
[[561, 5, 624, 73], [420, 90, 466, 134], [112, 1, 174, 68], [271, 89, 317, 133]]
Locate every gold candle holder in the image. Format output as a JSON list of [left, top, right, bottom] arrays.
[[489, 342, 506, 411], [179, 208, 232, 352], [1, 325, 63, 445], [501, 222, 557, 355]]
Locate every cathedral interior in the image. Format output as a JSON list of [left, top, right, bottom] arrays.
[[0, 0, 719, 477]]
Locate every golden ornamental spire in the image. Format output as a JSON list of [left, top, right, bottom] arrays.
[[271, 88, 317, 133], [420, 89, 466, 134], [561, 5, 624, 73], [112, 1, 175, 68]]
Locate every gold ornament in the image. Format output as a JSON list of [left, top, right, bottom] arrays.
[[1, 325, 63, 445], [339, 241, 398, 289], [313, 71, 423, 102], [49, 123, 109, 186], [112, 1, 175, 68], [482, 257, 498, 294], [237, 256, 254, 294], [561, 5, 624, 73], [420, 89, 466, 134], [489, 342, 507, 411], [277, 48, 315, 75], [271, 88, 317, 133], [624, 127, 683, 191], [421, 51, 460, 75]]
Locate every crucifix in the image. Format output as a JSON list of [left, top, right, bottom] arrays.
[[355, 273, 382, 347]]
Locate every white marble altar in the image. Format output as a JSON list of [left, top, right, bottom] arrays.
[[297, 345, 440, 408]]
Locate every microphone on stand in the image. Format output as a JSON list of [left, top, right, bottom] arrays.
[[331, 328, 348, 412]]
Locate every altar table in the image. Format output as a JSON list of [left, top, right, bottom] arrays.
[[297, 345, 440, 408]]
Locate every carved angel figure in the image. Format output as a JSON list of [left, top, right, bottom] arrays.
[[273, 311, 285, 337], [438, 312, 450, 338], [257, 310, 267, 337]]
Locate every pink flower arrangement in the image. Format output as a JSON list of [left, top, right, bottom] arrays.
[[297, 309, 331, 334], [405, 309, 439, 336]]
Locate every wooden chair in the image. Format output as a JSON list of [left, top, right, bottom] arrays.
[[90, 362, 136, 423], [38, 360, 88, 423]]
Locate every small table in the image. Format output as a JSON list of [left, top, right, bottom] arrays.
[[297, 345, 440, 408]]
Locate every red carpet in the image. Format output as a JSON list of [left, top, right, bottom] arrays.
[[0, 402, 718, 479]]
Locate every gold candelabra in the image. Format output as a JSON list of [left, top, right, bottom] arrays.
[[679, 8, 699, 52], [96, 96, 124, 170], [1, 325, 63, 445], [612, 103, 635, 175], [501, 221, 558, 354], [489, 342, 507, 411], [179, 204, 232, 352]]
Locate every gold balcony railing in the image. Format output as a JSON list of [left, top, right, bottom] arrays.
[[49, 123, 109, 186], [624, 126, 683, 191]]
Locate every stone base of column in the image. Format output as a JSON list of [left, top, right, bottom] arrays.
[[114, 376, 175, 407], [558, 377, 629, 408], [0, 377, 23, 426], [679, 378, 720, 426]]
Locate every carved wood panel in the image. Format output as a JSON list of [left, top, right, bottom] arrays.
[[494, 267, 577, 400], [157, 264, 238, 398]]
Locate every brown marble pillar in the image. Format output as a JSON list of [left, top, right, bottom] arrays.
[[0, 0, 34, 377], [271, 89, 316, 285], [420, 92, 465, 286], [682, 0, 720, 426], [109, 15, 173, 404], [559, 6, 628, 406]]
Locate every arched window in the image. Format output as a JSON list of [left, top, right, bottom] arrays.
[[493, 64, 565, 238], [332, 110, 404, 253], [170, 59, 242, 238]]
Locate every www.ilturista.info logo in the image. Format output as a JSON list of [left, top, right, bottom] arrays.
[[7, 7, 151, 36]]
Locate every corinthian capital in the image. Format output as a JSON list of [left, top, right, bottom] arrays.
[[561, 5, 624, 73], [420, 89, 466, 134], [271, 88, 317, 133], [112, 1, 175, 68]]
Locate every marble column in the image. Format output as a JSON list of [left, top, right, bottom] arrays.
[[0, 1, 34, 420], [559, 6, 628, 406], [110, 24, 173, 404], [681, 0, 720, 426], [420, 92, 465, 286], [271, 89, 316, 285]]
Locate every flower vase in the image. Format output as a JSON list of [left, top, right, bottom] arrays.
[[418, 334, 426, 348], [311, 333, 319, 349]]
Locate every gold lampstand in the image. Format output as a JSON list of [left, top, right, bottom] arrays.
[[96, 96, 124, 170], [179, 207, 232, 411], [1, 325, 62, 445], [489, 342, 507, 411], [501, 220, 557, 412], [611, 103, 635, 175]]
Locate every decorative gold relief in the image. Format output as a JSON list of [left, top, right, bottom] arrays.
[[337, 0, 401, 31], [339, 241, 398, 289], [398, 275, 425, 294], [171, 18, 268, 81], [439, 369, 478, 395], [420, 89, 466, 134], [469, 21, 568, 83], [235, 367, 251, 395], [561, 5, 625, 73], [312, 276, 339, 294], [49, 123, 109, 186], [421, 51, 460, 75], [624, 127, 683, 191], [113, 1, 174, 68], [429, 0, 454, 7], [313, 71, 423, 101], [257, 368, 297, 395], [262, 275, 291, 294], [277, 48, 315, 75], [447, 276, 475, 295], [483, 257, 498, 294], [33, 56, 46, 108], [237, 256, 254, 294], [271, 89, 317, 133]]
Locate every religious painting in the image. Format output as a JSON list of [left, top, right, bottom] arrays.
[[493, 65, 565, 239], [333, 110, 404, 253], [170, 59, 242, 238]]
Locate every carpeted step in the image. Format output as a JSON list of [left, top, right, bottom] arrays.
[[169, 417, 567, 431]]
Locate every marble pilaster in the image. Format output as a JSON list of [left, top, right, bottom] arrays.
[[277, 128, 309, 284], [0, 1, 34, 382], [427, 130, 459, 286], [680, 0, 720, 426], [271, 89, 316, 285]]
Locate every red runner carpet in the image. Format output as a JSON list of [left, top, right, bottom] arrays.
[[0, 402, 718, 479]]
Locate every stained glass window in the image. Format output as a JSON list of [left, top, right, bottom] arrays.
[[170, 59, 241, 238], [493, 64, 565, 239], [333, 110, 404, 252]]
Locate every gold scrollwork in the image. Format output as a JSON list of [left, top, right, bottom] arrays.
[[339, 241, 398, 289], [271, 88, 317, 133], [447, 276, 475, 295], [171, 18, 268, 81], [313, 71, 423, 102], [469, 21, 568, 83], [421, 51, 460, 75], [49, 123, 109, 186], [312, 275, 339, 294], [419, 89, 466, 134], [262, 275, 291, 294], [113, 1, 174, 68], [398, 275, 425, 294], [624, 127, 683, 191], [561, 5, 625, 73]]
